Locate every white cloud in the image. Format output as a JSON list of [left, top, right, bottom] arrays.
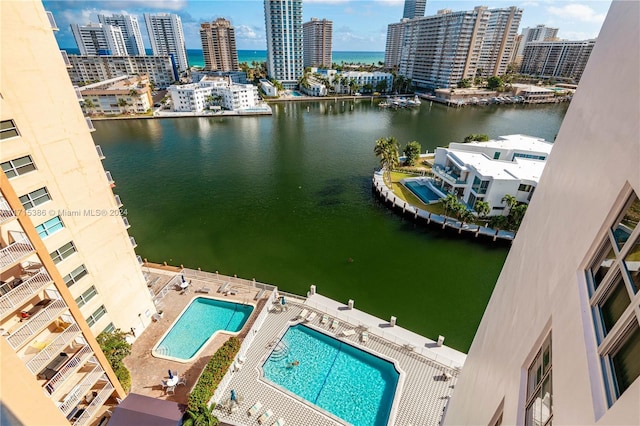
[[547, 3, 606, 23], [375, 0, 404, 6], [236, 25, 264, 41], [305, 0, 350, 3]]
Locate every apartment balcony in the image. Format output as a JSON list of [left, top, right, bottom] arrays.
[[45, 11, 58, 31], [0, 268, 52, 320], [0, 195, 16, 224], [56, 363, 106, 417], [0, 232, 35, 270], [25, 323, 82, 375], [44, 344, 94, 396], [105, 171, 115, 187], [6, 298, 68, 350], [136, 255, 143, 265], [122, 217, 131, 229], [95, 145, 105, 160], [60, 50, 72, 68], [74, 382, 115, 426], [433, 165, 468, 186], [114, 195, 123, 208], [74, 87, 83, 102], [130, 237, 137, 248], [85, 117, 95, 132]]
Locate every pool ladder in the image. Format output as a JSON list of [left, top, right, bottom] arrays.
[[269, 341, 290, 362]]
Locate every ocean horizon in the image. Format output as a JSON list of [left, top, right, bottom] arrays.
[[62, 48, 385, 67]]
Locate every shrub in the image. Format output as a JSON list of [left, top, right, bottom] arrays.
[[188, 337, 241, 411], [114, 363, 131, 392]]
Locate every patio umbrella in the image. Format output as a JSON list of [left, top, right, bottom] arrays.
[[230, 389, 237, 402], [168, 369, 173, 379], [280, 297, 286, 306]]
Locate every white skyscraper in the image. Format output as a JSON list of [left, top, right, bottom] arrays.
[[71, 22, 128, 56], [98, 14, 146, 56], [144, 13, 188, 72], [264, 0, 304, 88]]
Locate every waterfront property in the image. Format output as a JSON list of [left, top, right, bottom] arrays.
[[79, 75, 153, 116], [168, 76, 269, 113]]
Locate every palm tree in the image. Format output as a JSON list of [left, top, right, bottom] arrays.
[[509, 204, 528, 231], [458, 207, 475, 226], [182, 404, 217, 426], [501, 194, 518, 213], [374, 136, 399, 183], [474, 200, 491, 221], [82, 98, 96, 114], [441, 194, 458, 216], [117, 98, 130, 114]]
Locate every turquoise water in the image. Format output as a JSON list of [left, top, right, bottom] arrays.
[[155, 298, 253, 360], [405, 180, 445, 203], [263, 325, 398, 426]]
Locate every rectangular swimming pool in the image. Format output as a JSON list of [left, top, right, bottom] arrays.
[[263, 324, 399, 426], [153, 297, 253, 362], [404, 179, 446, 204]]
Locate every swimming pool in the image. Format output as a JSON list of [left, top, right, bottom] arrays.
[[263, 325, 399, 426], [153, 297, 253, 362], [404, 179, 446, 204]]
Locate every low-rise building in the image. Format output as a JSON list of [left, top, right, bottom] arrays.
[[432, 134, 553, 215], [79, 75, 152, 115], [511, 83, 555, 103], [169, 77, 264, 112], [300, 75, 327, 97], [259, 79, 278, 97], [335, 71, 393, 94], [191, 70, 248, 85]]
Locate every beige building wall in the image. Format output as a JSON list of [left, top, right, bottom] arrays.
[[1, 1, 155, 337], [444, 1, 639, 424]]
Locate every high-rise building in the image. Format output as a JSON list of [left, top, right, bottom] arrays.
[[200, 18, 239, 72], [97, 14, 146, 56], [71, 22, 128, 56], [384, 20, 408, 68], [2, 2, 159, 424], [303, 18, 332, 68], [402, 0, 427, 19], [264, 0, 304, 89], [144, 13, 188, 73], [397, 6, 522, 90], [520, 39, 596, 83], [514, 24, 559, 63], [444, 1, 639, 425]]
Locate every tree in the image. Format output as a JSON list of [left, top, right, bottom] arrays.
[[463, 134, 489, 143], [489, 214, 509, 230], [182, 404, 218, 426], [128, 89, 140, 97], [487, 76, 504, 90], [403, 141, 421, 166], [474, 200, 490, 220], [457, 79, 472, 88], [458, 206, 475, 225], [501, 194, 518, 212], [508, 203, 528, 230], [363, 83, 373, 93], [374, 136, 399, 183], [97, 329, 132, 391], [441, 194, 459, 216], [83, 99, 96, 113], [375, 79, 388, 93]]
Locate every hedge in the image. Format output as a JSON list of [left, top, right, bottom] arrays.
[[188, 336, 241, 410]]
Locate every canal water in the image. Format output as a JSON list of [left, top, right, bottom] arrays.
[[95, 100, 568, 351]]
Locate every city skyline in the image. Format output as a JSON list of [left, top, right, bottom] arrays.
[[44, 0, 611, 52]]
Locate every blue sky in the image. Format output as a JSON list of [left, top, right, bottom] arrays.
[[44, 0, 612, 51]]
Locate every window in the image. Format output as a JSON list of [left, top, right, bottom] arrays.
[[19, 187, 51, 210], [50, 242, 77, 264], [87, 305, 107, 326], [102, 322, 116, 334], [75, 285, 97, 308], [493, 151, 500, 159], [0, 119, 19, 140], [525, 334, 552, 426], [472, 176, 490, 194], [63, 264, 88, 287], [1, 155, 36, 178], [518, 184, 534, 192], [35, 216, 64, 238], [586, 192, 640, 404]]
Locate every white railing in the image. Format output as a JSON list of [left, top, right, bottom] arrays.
[[74, 87, 83, 102], [74, 382, 115, 426], [85, 117, 95, 132], [26, 323, 81, 374], [122, 217, 130, 229], [7, 298, 67, 350], [0, 268, 53, 319], [57, 365, 105, 416], [44, 345, 93, 395], [105, 171, 114, 185], [129, 237, 137, 248], [95, 145, 105, 160], [114, 195, 123, 207], [60, 50, 71, 67], [0, 233, 34, 269], [137, 255, 143, 265], [45, 11, 58, 30], [152, 275, 181, 305], [0, 196, 15, 224]]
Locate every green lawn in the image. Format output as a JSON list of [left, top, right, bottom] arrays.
[[387, 171, 446, 215]]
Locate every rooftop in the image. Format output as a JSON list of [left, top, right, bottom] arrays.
[[448, 150, 546, 181], [462, 134, 553, 154]]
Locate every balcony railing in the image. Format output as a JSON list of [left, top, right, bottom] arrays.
[[45, 11, 58, 31], [433, 165, 467, 185], [114, 195, 123, 207], [130, 237, 137, 248], [105, 171, 114, 185], [122, 217, 130, 229], [0, 268, 53, 320], [44, 344, 93, 395], [74, 87, 83, 102], [26, 323, 81, 374], [57, 364, 105, 416], [60, 50, 72, 68], [137, 255, 143, 265], [0, 233, 35, 269], [0, 196, 15, 224], [74, 382, 115, 426], [7, 298, 67, 350], [95, 145, 105, 160], [85, 117, 95, 132]]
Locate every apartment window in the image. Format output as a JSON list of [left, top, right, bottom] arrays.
[[518, 184, 534, 192], [50, 241, 77, 264], [87, 305, 107, 326], [19, 187, 51, 210], [1, 155, 36, 178], [102, 322, 116, 334], [35, 216, 64, 239], [75, 285, 97, 308], [586, 192, 640, 404], [0, 119, 19, 140], [63, 264, 88, 287], [525, 334, 552, 426]]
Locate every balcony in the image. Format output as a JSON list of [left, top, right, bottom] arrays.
[[6, 298, 68, 350], [130, 237, 137, 248], [45, 11, 59, 31], [114, 195, 123, 207], [433, 165, 468, 186], [85, 117, 95, 132], [60, 50, 72, 68], [74, 87, 83, 102], [0, 232, 35, 270], [122, 217, 130, 229], [136, 255, 143, 265], [44, 344, 93, 395], [0, 268, 53, 320], [74, 382, 115, 426], [95, 145, 105, 160], [26, 323, 81, 375], [57, 364, 106, 417], [0, 195, 16, 224], [105, 171, 115, 187]]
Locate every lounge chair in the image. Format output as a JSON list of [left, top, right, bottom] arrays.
[[218, 282, 230, 293], [361, 331, 369, 343], [177, 376, 187, 386], [258, 409, 273, 425], [321, 314, 329, 325], [274, 418, 286, 426], [306, 311, 317, 322], [196, 287, 211, 294], [165, 385, 175, 395], [248, 401, 262, 416], [331, 319, 339, 329], [341, 329, 355, 337], [297, 309, 308, 320]]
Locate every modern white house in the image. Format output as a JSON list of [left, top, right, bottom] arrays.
[[259, 79, 278, 97], [300, 75, 328, 96], [169, 77, 264, 113], [432, 135, 553, 215]]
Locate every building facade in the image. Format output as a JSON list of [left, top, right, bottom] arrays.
[[67, 55, 178, 89], [200, 18, 239, 72], [520, 39, 596, 83], [264, 0, 304, 89], [71, 23, 128, 56], [335, 71, 393, 94], [477, 6, 522, 77], [169, 78, 263, 112], [97, 14, 146, 56], [79, 75, 153, 115], [303, 18, 332, 68], [384, 20, 407, 69], [2, 2, 160, 424], [444, 2, 639, 425], [402, 0, 426, 19], [144, 13, 189, 72]]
